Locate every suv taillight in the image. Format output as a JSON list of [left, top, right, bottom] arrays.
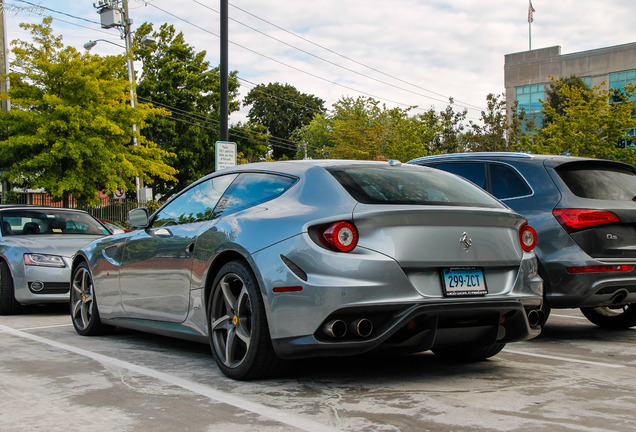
[[320, 221, 358, 252], [552, 209, 619, 233], [519, 223, 537, 252]]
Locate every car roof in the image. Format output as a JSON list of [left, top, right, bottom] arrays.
[[0, 205, 90, 214], [408, 152, 632, 169], [208, 159, 412, 177]]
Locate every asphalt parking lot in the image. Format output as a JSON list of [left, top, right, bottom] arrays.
[[1, 306, 635, 432]]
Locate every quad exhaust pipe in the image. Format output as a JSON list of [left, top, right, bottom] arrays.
[[323, 319, 347, 338], [350, 318, 373, 338], [323, 318, 373, 339]]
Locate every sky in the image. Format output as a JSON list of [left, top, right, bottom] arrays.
[[4, 0, 636, 125]]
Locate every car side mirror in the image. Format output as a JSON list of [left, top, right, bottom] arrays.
[[128, 208, 150, 228]]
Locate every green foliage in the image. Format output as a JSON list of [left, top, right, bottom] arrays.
[[528, 77, 636, 163], [466, 93, 531, 152], [293, 96, 470, 161], [229, 122, 270, 163], [134, 23, 241, 198], [0, 18, 176, 206], [544, 75, 593, 126], [243, 82, 325, 159]]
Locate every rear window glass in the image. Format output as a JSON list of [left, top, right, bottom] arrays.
[[556, 162, 636, 201], [326, 165, 503, 208]]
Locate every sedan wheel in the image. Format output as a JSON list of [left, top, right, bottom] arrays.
[[580, 304, 636, 329], [208, 261, 281, 380], [70, 262, 112, 336], [0, 260, 21, 315]]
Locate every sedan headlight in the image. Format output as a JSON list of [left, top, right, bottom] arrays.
[[24, 253, 66, 268]]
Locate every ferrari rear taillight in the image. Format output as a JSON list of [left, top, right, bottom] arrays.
[[519, 223, 537, 252], [553, 209, 619, 233], [321, 221, 358, 252]]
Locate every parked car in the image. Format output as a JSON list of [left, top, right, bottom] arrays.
[[71, 160, 542, 380], [409, 152, 636, 329], [0, 206, 112, 314]]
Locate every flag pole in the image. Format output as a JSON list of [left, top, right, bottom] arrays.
[[528, 1, 535, 51]]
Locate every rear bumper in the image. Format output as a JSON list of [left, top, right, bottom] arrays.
[[272, 300, 541, 359]]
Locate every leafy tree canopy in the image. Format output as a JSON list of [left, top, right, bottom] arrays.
[[134, 22, 240, 197], [243, 82, 325, 159], [293, 96, 469, 161], [544, 74, 593, 125], [524, 77, 636, 163], [0, 18, 176, 205]]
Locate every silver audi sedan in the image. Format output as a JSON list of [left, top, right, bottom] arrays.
[[71, 160, 543, 380], [0, 206, 112, 315]]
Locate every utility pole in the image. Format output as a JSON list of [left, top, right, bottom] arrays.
[[0, 0, 9, 202], [220, 0, 228, 141], [93, 0, 142, 202], [0, 0, 9, 113], [121, 0, 141, 201]]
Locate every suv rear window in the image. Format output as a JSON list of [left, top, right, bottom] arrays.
[[326, 165, 503, 207], [556, 162, 636, 201]]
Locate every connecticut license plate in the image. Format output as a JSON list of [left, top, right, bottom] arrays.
[[441, 267, 487, 297]]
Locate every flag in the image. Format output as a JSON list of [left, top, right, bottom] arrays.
[[528, 1, 536, 23]]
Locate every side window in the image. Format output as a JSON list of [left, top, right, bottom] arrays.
[[214, 173, 296, 218], [490, 163, 532, 199], [152, 174, 237, 228], [433, 162, 487, 190]]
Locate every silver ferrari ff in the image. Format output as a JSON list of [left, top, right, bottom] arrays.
[[71, 160, 543, 380], [0, 206, 112, 314]]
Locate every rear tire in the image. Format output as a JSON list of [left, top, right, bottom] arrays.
[[0, 260, 21, 315], [433, 342, 506, 362], [207, 261, 282, 380], [580, 304, 636, 329], [70, 262, 113, 336]]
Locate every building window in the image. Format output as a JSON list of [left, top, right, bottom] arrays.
[[516, 83, 545, 130], [609, 69, 636, 92], [581, 76, 593, 88]]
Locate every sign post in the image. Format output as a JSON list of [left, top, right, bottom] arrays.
[[215, 141, 237, 171]]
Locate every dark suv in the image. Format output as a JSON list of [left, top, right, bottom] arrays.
[[409, 152, 636, 329]]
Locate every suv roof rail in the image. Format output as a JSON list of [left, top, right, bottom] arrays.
[[409, 152, 534, 164]]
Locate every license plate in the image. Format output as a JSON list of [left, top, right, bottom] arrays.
[[441, 267, 487, 297]]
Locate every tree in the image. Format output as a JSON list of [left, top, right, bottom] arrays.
[[243, 82, 325, 159], [134, 23, 240, 197], [0, 18, 176, 206], [529, 77, 636, 163], [467, 93, 527, 152], [229, 122, 270, 163], [544, 74, 593, 126], [294, 96, 465, 162]]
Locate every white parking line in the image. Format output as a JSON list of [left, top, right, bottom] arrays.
[[550, 313, 588, 321], [0, 324, 342, 432], [16, 324, 74, 331], [503, 349, 625, 368]]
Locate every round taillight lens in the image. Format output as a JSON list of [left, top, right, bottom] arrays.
[[322, 221, 358, 252], [519, 223, 537, 252]]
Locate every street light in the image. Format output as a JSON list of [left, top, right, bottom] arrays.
[[83, 35, 155, 202]]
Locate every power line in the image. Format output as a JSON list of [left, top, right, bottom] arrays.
[[137, 96, 302, 152], [192, 0, 482, 112], [227, 2, 486, 112], [146, 2, 468, 116]]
